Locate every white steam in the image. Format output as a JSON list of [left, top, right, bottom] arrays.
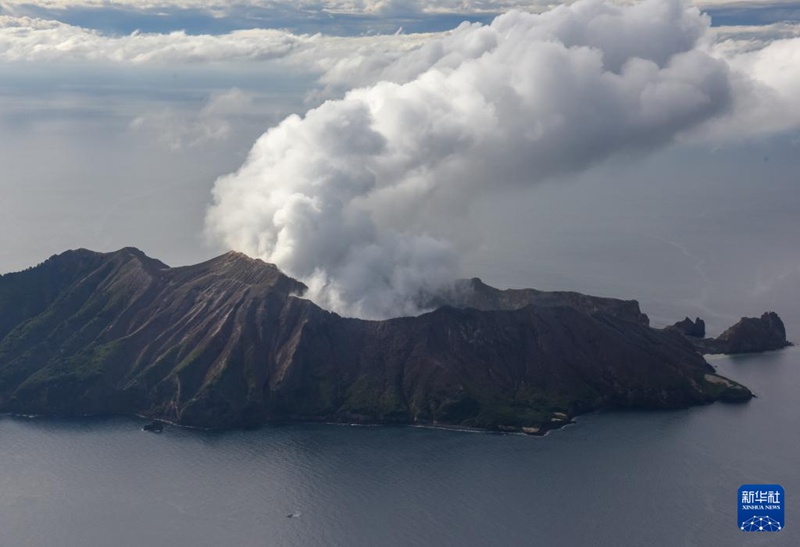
[[205, 0, 763, 319]]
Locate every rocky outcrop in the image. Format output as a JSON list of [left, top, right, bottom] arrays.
[[666, 317, 706, 338], [0, 248, 752, 432], [429, 277, 650, 325], [692, 312, 792, 355]]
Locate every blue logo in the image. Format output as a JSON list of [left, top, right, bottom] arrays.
[[739, 484, 784, 532]]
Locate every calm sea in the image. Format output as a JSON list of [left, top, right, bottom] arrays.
[[0, 346, 798, 547]]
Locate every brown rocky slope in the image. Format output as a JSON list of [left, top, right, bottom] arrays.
[[0, 248, 753, 432]]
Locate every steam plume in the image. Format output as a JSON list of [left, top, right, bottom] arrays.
[[206, 0, 736, 319]]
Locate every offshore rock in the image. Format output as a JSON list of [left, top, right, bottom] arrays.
[[693, 312, 792, 355]]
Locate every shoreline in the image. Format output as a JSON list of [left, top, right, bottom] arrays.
[[1, 411, 577, 437]]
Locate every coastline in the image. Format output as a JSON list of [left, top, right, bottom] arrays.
[[1, 410, 581, 437]]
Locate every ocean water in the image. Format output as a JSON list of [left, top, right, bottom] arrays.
[[0, 347, 798, 547]]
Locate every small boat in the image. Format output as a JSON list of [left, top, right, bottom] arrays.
[[286, 511, 302, 518]]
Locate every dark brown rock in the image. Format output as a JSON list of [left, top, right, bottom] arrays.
[[428, 277, 650, 325], [695, 312, 792, 355], [0, 248, 752, 432], [666, 317, 706, 338]]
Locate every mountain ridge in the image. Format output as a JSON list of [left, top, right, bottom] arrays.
[[0, 248, 758, 433]]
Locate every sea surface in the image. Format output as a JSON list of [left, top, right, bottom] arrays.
[[0, 346, 798, 547]]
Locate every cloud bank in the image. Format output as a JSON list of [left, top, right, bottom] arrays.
[[205, 0, 778, 319], [3, 0, 791, 14], [0, 13, 448, 69], [0, 0, 550, 16], [0, 16, 305, 62]]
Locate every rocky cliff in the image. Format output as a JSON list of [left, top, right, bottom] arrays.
[[690, 312, 792, 355], [0, 248, 752, 432], [666, 317, 706, 338], [428, 277, 650, 325]]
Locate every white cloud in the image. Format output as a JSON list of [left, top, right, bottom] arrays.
[[0, 13, 445, 71], [0, 16, 307, 62], [2, 0, 794, 17], [205, 0, 778, 320], [0, 0, 555, 16], [712, 22, 800, 45], [690, 23, 800, 139], [694, 0, 798, 7]]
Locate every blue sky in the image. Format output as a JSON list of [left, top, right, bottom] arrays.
[[703, 3, 800, 26], [4, 4, 498, 36], [3, 1, 799, 35]]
